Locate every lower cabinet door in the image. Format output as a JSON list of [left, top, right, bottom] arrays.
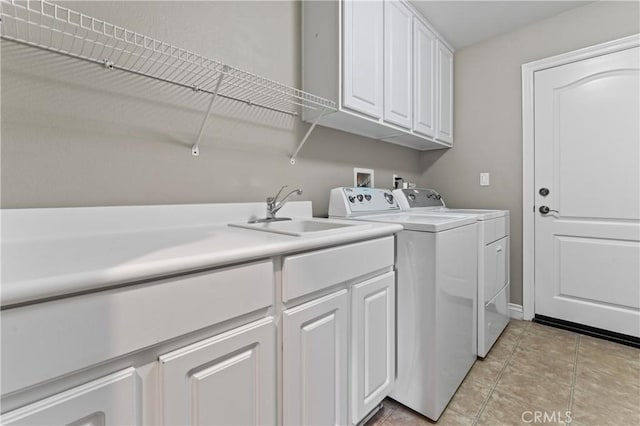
[[282, 289, 349, 426], [1, 368, 139, 426], [159, 318, 276, 426], [351, 272, 396, 424]]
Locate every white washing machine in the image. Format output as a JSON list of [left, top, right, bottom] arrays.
[[329, 187, 478, 421], [393, 188, 511, 358]]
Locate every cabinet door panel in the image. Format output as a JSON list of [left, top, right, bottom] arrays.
[[1, 368, 138, 426], [159, 318, 275, 426], [384, 0, 413, 128], [413, 18, 436, 137], [436, 41, 454, 144], [283, 289, 349, 426], [351, 272, 395, 424], [343, 0, 384, 118]]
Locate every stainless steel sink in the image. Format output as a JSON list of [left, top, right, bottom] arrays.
[[229, 219, 367, 237]]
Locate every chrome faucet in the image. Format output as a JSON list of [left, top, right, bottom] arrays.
[[265, 185, 303, 221]]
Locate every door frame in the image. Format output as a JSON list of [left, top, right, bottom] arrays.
[[521, 34, 640, 321]]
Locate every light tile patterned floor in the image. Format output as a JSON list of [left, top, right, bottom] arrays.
[[366, 320, 640, 425]]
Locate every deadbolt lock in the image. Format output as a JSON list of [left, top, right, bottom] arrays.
[[539, 187, 550, 196]]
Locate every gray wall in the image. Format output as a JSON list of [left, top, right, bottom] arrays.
[[1, 1, 422, 216], [420, 1, 640, 305]]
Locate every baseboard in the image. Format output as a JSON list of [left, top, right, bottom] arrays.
[[508, 303, 524, 320]]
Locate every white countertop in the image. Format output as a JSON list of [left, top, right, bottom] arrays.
[[1, 202, 402, 307]]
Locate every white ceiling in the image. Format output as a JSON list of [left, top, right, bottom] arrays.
[[410, 1, 592, 49]]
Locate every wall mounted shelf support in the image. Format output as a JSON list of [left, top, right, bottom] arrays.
[[192, 66, 227, 156], [290, 107, 328, 165]]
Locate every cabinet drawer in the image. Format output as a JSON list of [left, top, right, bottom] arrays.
[[282, 237, 394, 302], [483, 216, 509, 245], [1, 260, 274, 395]]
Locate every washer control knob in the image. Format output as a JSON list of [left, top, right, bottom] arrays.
[[364, 194, 372, 201], [408, 193, 416, 201], [348, 195, 356, 203], [384, 193, 394, 204], [357, 194, 364, 202]]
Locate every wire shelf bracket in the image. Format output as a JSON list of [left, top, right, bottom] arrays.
[[290, 107, 328, 165], [192, 66, 227, 156], [0, 0, 337, 160]]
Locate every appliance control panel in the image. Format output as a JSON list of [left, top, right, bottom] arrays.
[[393, 188, 446, 209], [329, 187, 400, 217]]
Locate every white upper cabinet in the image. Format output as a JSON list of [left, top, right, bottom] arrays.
[[413, 17, 437, 138], [436, 40, 454, 145], [343, 0, 384, 118], [383, 0, 413, 128], [302, 0, 454, 151]]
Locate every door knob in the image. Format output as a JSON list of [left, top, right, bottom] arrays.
[[539, 205, 559, 215], [539, 187, 550, 196]]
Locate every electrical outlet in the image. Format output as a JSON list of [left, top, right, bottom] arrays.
[[480, 173, 490, 186]]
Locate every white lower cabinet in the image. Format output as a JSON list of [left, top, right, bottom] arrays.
[[351, 272, 396, 424], [282, 289, 349, 426], [159, 318, 276, 426], [0, 368, 139, 426], [2, 240, 397, 426]]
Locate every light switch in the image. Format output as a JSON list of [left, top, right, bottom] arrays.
[[480, 173, 490, 186]]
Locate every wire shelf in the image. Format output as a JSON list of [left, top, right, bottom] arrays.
[[0, 0, 336, 159]]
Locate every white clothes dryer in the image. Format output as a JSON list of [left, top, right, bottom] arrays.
[[329, 187, 478, 421], [393, 188, 511, 358]]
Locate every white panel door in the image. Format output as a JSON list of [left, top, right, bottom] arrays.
[[159, 318, 276, 425], [413, 18, 436, 138], [351, 272, 395, 424], [383, 0, 413, 128], [534, 46, 640, 337], [343, 0, 384, 118], [436, 41, 453, 145], [282, 289, 349, 426], [1, 368, 138, 426]]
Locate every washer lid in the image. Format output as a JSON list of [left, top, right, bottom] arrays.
[[354, 213, 476, 232]]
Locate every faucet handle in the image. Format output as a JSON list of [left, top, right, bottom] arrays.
[[272, 185, 288, 202]]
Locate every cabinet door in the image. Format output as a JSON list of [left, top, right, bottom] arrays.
[[159, 318, 275, 426], [413, 18, 436, 137], [351, 272, 396, 424], [436, 40, 454, 144], [383, 0, 413, 129], [283, 289, 349, 426], [343, 0, 384, 118], [1, 368, 139, 426]]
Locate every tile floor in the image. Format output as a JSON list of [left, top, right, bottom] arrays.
[[366, 320, 640, 425]]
